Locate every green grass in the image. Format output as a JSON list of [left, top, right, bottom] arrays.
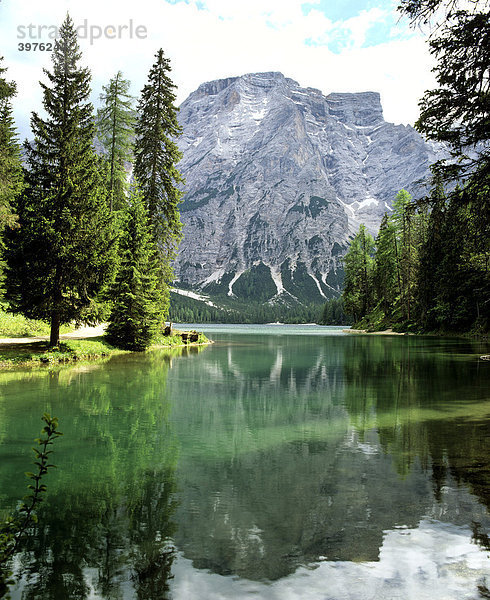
[[0, 337, 125, 367], [0, 304, 73, 338], [155, 331, 209, 347], [0, 330, 210, 368]]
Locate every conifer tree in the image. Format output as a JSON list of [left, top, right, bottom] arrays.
[[0, 57, 22, 232], [398, 0, 489, 185], [96, 71, 135, 212], [105, 183, 162, 351], [134, 48, 183, 265], [342, 224, 375, 322], [373, 213, 398, 317], [415, 179, 445, 328], [461, 167, 490, 329], [3, 15, 118, 347], [397, 0, 489, 333], [392, 189, 418, 321]]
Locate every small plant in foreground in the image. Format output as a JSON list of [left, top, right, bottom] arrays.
[[0, 414, 62, 598]]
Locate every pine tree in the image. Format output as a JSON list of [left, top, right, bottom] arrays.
[[342, 224, 375, 322], [96, 71, 135, 212], [105, 183, 162, 351], [461, 166, 490, 330], [3, 15, 118, 347], [133, 48, 183, 267], [373, 213, 398, 317], [397, 0, 489, 333], [0, 57, 22, 232], [319, 297, 349, 325], [413, 177, 444, 329], [398, 0, 489, 184], [392, 189, 418, 321]]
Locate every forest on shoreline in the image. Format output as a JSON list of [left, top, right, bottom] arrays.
[[339, 0, 489, 335]]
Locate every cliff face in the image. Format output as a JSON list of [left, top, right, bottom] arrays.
[[174, 72, 440, 303]]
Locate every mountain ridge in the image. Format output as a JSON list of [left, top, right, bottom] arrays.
[[173, 71, 442, 306]]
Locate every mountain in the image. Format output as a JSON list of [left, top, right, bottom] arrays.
[[173, 72, 441, 306]]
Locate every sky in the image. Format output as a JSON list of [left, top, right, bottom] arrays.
[[0, 0, 436, 139]]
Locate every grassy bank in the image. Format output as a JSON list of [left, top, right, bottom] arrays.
[[0, 338, 125, 368], [0, 330, 211, 368], [0, 303, 73, 338], [154, 331, 209, 347]]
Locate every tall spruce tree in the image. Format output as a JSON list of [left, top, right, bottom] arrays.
[[3, 15, 118, 347], [133, 49, 184, 329], [134, 49, 183, 267], [0, 57, 22, 232], [417, 179, 446, 328], [105, 183, 162, 351], [96, 71, 135, 212], [373, 213, 398, 317], [392, 189, 418, 321], [342, 224, 375, 323]]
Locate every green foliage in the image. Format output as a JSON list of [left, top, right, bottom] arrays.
[[318, 297, 351, 325], [343, 190, 430, 330], [343, 181, 489, 333], [417, 179, 489, 332], [394, 0, 489, 333], [96, 71, 135, 212], [37, 339, 119, 363], [0, 302, 72, 338], [134, 49, 183, 259], [0, 338, 121, 368], [0, 57, 22, 234], [3, 16, 119, 348], [105, 184, 164, 351], [0, 414, 62, 597], [232, 263, 277, 302], [398, 0, 490, 184], [392, 190, 420, 321], [0, 57, 23, 299], [168, 291, 324, 324], [132, 49, 184, 336], [342, 224, 375, 322], [373, 214, 398, 316]]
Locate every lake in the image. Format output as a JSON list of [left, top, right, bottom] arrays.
[[1, 325, 490, 599]]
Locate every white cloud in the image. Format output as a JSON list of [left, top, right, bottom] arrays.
[[169, 521, 490, 600], [0, 0, 436, 139]]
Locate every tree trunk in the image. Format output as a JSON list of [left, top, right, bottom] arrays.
[[50, 310, 60, 348]]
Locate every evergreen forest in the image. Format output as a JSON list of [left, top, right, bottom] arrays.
[[340, 0, 489, 334], [0, 15, 182, 351]]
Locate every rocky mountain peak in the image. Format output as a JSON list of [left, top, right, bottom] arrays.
[[326, 92, 383, 127], [173, 72, 442, 306]]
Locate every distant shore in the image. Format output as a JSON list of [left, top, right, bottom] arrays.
[[343, 328, 409, 335]]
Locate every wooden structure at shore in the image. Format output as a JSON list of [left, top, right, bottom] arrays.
[[163, 323, 200, 344]]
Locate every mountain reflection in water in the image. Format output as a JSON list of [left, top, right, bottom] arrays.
[[0, 326, 489, 599]]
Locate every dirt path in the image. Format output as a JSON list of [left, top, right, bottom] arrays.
[[0, 324, 107, 345]]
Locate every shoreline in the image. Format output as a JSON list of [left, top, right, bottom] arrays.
[[0, 325, 211, 369], [343, 328, 409, 336]]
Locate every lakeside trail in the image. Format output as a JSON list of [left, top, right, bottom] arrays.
[[0, 324, 107, 345]]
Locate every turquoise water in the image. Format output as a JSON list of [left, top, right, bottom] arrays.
[[1, 326, 489, 599]]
